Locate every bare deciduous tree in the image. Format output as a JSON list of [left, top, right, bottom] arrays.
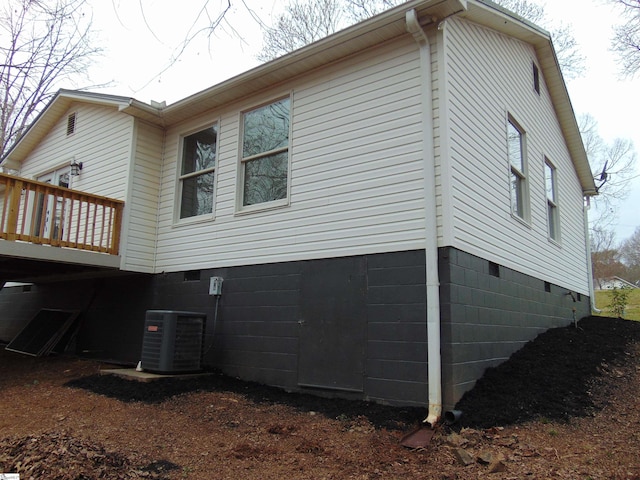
[[258, 0, 406, 62], [620, 227, 640, 284], [0, 0, 101, 158], [257, 0, 585, 77], [579, 114, 638, 230], [608, 0, 640, 77], [258, 0, 347, 62], [590, 227, 626, 288], [345, 0, 406, 22]]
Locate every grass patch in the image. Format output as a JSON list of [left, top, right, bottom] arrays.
[[594, 288, 640, 321]]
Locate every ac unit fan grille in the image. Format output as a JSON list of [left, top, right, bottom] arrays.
[[140, 311, 205, 374]]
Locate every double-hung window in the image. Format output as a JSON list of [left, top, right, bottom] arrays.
[[240, 97, 290, 207], [507, 118, 528, 220], [545, 159, 559, 241], [178, 125, 218, 219]]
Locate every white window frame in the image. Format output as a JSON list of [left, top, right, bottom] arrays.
[[507, 116, 529, 223], [237, 95, 291, 213], [545, 158, 560, 242], [175, 123, 219, 223]]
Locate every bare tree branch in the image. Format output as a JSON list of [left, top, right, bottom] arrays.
[[257, 0, 405, 62], [579, 114, 638, 230], [0, 0, 102, 158], [609, 0, 640, 77]]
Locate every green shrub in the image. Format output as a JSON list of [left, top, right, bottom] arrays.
[[610, 287, 631, 318]]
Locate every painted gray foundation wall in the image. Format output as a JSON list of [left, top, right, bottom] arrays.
[[0, 251, 429, 407], [0, 247, 591, 410], [151, 251, 429, 406], [438, 247, 591, 410]]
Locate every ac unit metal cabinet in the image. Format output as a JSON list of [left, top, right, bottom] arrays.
[[140, 310, 206, 374]]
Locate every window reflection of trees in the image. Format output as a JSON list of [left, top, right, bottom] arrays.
[[507, 120, 525, 219], [180, 126, 217, 218], [243, 152, 288, 206], [242, 99, 290, 206]]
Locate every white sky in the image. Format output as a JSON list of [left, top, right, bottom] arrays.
[[83, 0, 639, 242]]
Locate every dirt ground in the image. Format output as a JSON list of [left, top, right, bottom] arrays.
[[2, 315, 640, 479]]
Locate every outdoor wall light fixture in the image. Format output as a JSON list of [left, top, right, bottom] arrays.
[[70, 160, 83, 176]]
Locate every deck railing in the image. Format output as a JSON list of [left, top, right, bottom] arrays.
[[0, 173, 124, 255]]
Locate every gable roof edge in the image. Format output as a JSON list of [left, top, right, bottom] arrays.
[[459, 1, 597, 196], [1, 90, 163, 168]]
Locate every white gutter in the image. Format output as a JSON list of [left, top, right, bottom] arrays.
[[406, 9, 442, 428], [584, 198, 601, 313]]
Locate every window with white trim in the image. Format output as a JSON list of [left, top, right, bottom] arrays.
[[507, 117, 528, 220], [240, 97, 290, 207], [545, 158, 560, 241], [178, 125, 218, 219]]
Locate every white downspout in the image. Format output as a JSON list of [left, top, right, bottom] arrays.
[[584, 197, 601, 313], [406, 9, 441, 428]]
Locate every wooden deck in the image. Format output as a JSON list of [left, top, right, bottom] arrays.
[[0, 173, 124, 255]]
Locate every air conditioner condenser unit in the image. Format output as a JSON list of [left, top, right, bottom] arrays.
[[140, 310, 206, 374]]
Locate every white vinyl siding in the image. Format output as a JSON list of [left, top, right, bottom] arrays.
[[155, 36, 427, 272], [19, 103, 134, 202], [442, 17, 588, 294], [16, 103, 135, 271], [120, 120, 164, 273]]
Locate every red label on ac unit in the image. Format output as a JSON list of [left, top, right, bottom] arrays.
[[147, 325, 159, 332]]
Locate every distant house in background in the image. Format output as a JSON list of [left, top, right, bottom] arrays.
[[595, 277, 639, 290], [0, 0, 596, 421]]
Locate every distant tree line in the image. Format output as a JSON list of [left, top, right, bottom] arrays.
[[592, 227, 640, 288]]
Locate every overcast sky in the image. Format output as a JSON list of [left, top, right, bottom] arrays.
[[85, 0, 639, 243]]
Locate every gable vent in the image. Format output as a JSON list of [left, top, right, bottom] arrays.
[[66, 112, 77, 136]]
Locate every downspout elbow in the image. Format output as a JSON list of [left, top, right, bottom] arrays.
[[406, 10, 435, 44]]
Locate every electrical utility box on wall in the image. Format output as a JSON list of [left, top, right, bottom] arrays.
[[140, 310, 206, 374], [209, 276, 223, 296]]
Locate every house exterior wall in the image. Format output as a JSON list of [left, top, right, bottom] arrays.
[[441, 18, 590, 295], [1, 250, 430, 406], [120, 120, 164, 273], [0, 12, 597, 412], [438, 247, 591, 410], [150, 250, 430, 406], [0, 246, 590, 409], [155, 36, 429, 273], [19, 103, 135, 202]]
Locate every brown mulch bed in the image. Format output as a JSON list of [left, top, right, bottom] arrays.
[[2, 316, 640, 479]]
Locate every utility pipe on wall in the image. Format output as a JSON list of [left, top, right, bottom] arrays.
[[406, 9, 442, 428]]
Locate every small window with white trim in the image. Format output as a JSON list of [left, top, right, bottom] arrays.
[[507, 116, 528, 221], [545, 158, 560, 241], [178, 125, 218, 219], [240, 97, 290, 208]]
